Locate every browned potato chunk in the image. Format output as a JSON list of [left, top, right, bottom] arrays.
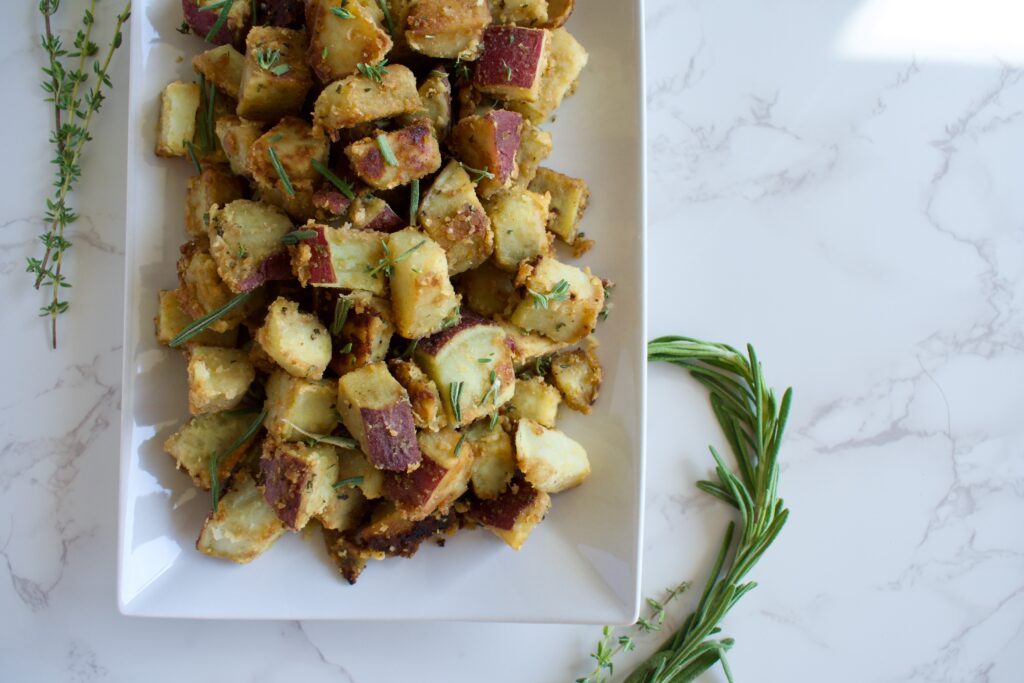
[[192, 44, 245, 99], [515, 417, 590, 493], [344, 120, 442, 190], [156, 80, 201, 157], [155, 289, 238, 347], [418, 160, 493, 275], [335, 447, 385, 499], [316, 485, 369, 532], [357, 503, 457, 556], [550, 346, 601, 413], [456, 261, 517, 319], [330, 294, 395, 375], [248, 118, 329, 201], [215, 115, 265, 177], [387, 228, 461, 339], [306, 0, 392, 83], [397, 68, 453, 142], [182, 0, 251, 48], [406, 0, 491, 59], [176, 242, 267, 332], [467, 474, 550, 549], [381, 427, 473, 520], [496, 319, 569, 368], [474, 26, 549, 101], [237, 27, 313, 121], [163, 411, 262, 489], [260, 438, 340, 530], [255, 297, 332, 379], [508, 27, 588, 124], [290, 224, 389, 295], [185, 165, 246, 239], [208, 199, 294, 292], [186, 346, 255, 415], [506, 375, 560, 427], [529, 167, 589, 244], [313, 65, 421, 139], [468, 423, 515, 499], [510, 256, 604, 343], [263, 370, 338, 441], [197, 473, 287, 564], [449, 110, 522, 198], [388, 359, 447, 431], [323, 528, 383, 584], [348, 195, 405, 232], [337, 362, 422, 471], [515, 120, 552, 187], [488, 0, 548, 25], [486, 186, 550, 271]]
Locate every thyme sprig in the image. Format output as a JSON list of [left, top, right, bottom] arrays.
[[579, 337, 792, 683], [356, 59, 389, 83], [29, 0, 131, 348], [459, 162, 494, 183], [528, 279, 571, 309], [255, 46, 289, 75]]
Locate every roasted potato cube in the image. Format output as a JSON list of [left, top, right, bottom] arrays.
[[456, 261, 517, 318], [208, 199, 294, 292], [177, 243, 267, 332], [185, 165, 246, 239], [542, 0, 575, 28], [348, 195, 405, 233], [515, 120, 552, 187], [335, 447, 385, 499], [344, 120, 442, 190], [163, 411, 262, 489], [418, 160, 493, 275], [506, 375, 560, 427], [263, 370, 338, 441], [486, 187, 550, 271], [449, 110, 522, 197], [192, 44, 245, 99], [474, 26, 549, 101], [306, 0, 392, 83], [550, 346, 601, 413], [468, 423, 515, 499], [387, 228, 461, 339], [382, 428, 473, 519], [337, 362, 422, 472], [467, 474, 550, 549], [187, 346, 255, 415], [156, 80, 201, 158], [398, 68, 453, 142], [197, 473, 287, 563], [358, 503, 457, 557], [311, 189, 353, 222], [291, 224, 389, 295], [260, 438, 340, 530], [515, 417, 590, 492], [322, 528, 383, 584], [215, 115, 265, 177], [497, 319, 568, 368], [415, 313, 515, 427], [313, 65, 421, 139], [155, 289, 239, 347], [317, 485, 369, 532], [256, 296, 332, 379], [529, 167, 589, 244], [405, 0, 491, 59], [248, 117, 330, 204], [510, 256, 604, 343], [488, 0, 547, 25], [388, 359, 447, 431], [508, 27, 588, 124], [330, 294, 395, 375], [237, 26, 313, 121], [182, 0, 251, 48]]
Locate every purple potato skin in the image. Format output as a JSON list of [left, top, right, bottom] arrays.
[[468, 475, 540, 530], [182, 0, 244, 47], [382, 457, 446, 508], [358, 198, 405, 233], [475, 26, 546, 89], [486, 110, 522, 184], [260, 448, 309, 530], [237, 249, 293, 291], [360, 403, 422, 472], [312, 190, 353, 219], [415, 310, 493, 357]]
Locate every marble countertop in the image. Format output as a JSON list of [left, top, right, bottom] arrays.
[[3, 0, 1023, 680]]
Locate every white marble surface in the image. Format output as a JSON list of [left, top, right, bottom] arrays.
[[3, 0, 1023, 680]]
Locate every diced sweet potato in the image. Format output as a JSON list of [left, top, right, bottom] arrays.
[[322, 528, 384, 583], [335, 447, 385, 499], [197, 473, 286, 563], [156, 81, 201, 158], [177, 242, 267, 332], [313, 65, 421, 139], [260, 438, 340, 530], [311, 189, 353, 222], [510, 256, 604, 343], [247, 118, 330, 208], [290, 224, 390, 295], [515, 120, 552, 187], [185, 165, 247, 239], [468, 423, 515, 499], [186, 346, 255, 415], [456, 261, 518, 318], [508, 27, 587, 123], [337, 362, 422, 472], [528, 167, 589, 244], [417, 160, 493, 275], [414, 313, 515, 427], [255, 296, 332, 379], [541, 0, 575, 28], [263, 370, 338, 441], [449, 110, 522, 197], [237, 26, 313, 121], [474, 26, 549, 101], [306, 0, 392, 83], [549, 346, 601, 413], [192, 44, 245, 99], [388, 359, 446, 431], [215, 115, 265, 177], [164, 411, 262, 489], [405, 0, 491, 59], [348, 195, 405, 233], [496, 319, 568, 368], [486, 186, 550, 271], [182, 0, 251, 48], [156, 289, 239, 347], [330, 294, 395, 375], [344, 120, 442, 190], [382, 427, 473, 520], [488, 0, 548, 25], [317, 484, 369, 532], [208, 199, 294, 292], [515, 417, 590, 493], [387, 228, 461, 339], [506, 375, 560, 427], [398, 68, 453, 142], [357, 503, 457, 557], [467, 474, 550, 549]]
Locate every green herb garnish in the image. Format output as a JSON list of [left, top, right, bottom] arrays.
[[409, 178, 420, 226], [453, 431, 468, 457], [376, 133, 398, 166], [479, 369, 500, 406], [366, 238, 425, 278], [185, 140, 203, 175], [255, 47, 290, 76], [330, 2, 354, 20], [283, 420, 358, 449], [267, 147, 295, 196], [210, 408, 266, 512], [334, 476, 364, 490], [449, 381, 464, 423], [331, 297, 352, 336], [488, 412, 500, 430], [201, 0, 233, 43], [169, 290, 253, 347], [177, 21, 191, 34], [376, 0, 395, 35], [280, 229, 319, 245], [529, 279, 571, 309], [311, 158, 356, 199], [356, 59, 389, 83], [503, 61, 512, 81], [459, 162, 495, 183]]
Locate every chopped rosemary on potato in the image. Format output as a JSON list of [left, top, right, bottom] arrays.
[[529, 279, 571, 309], [366, 238, 425, 278], [449, 381, 464, 422], [210, 408, 266, 512], [334, 476, 363, 489], [267, 147, 295, 196], [356, 59, 389, 83], [311, 159, 356, 199], [479, 369, 500, 406], [330, 3, 354, 20], [453, 432, 468, 457], [201, 0, 233, 43], [489, 412, 500, 430], [331, 297, 353, 336], [280, 229, 319, 245], [185, 140, 203, 175], [409, 178, 420, 226], [376, 134, 398, 166], [283, 420, 358, 449], [376, 0, 395, 36], [169, 290, 254, 347]]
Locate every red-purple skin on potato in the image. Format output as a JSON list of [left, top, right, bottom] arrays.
[[359, 199, 405, 233], [415, 310, 494, 357], [237, 249, 293, 291], [468, 475, 540, 530], [381, 456, 446, 507], [260, 449, 308, 530], [361, 404, 422, 471], [486, 110, 522, 183], [303, 225, 336, 284], [312, 190, 352, 218], [475, 26, 547, 89], [182, 0, 241, 47]]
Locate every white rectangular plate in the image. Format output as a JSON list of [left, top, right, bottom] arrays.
[[119, 0, 646, 622]]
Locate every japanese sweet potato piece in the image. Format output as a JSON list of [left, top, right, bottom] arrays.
[[388, 359, 446, 431], [316, 484, 369, 532], [387, 228, 461, 339], [486, 186, 550, 271], [247, 118, 330, 207], [208, 199, 295, 292], [197, 473, 287, 563], [467, 474, 550, 549], [357, 503, 457, 557], [192, 44, 245, 99], [398, 68, 453, 142], [186, 346, 255, 415], [313, 64, 421, 138], [155, 289, 239, 347], [468, 423, 515, 499], [344, 120, 442, 190], [322, 528, 384, 583], [505, 375, 560, 428], [329, 294, 395, 375], [215, 115, 266, 177], [515, 120, 552, 187], [456, 261, 518, 318], [510, 256, 604, 344], [337, 362, 422, 472], [156, 80, 201, 158], [474, 26, 549, 102], [255, 296, 332, 379], [417, 160, 493, 275], [549, 346, 601, 413], [260, 438, 340, 530], [185, 164, 247, 239], [382, 427, 474, 519], [164, 411, 262, 489], [182, 0, 252, 48], [508, 27, 588, 124], [541, 0, 575, 29], [528, 167, 589, 244], [306, 0, 392, 83], [263, 370, 338, 441], [290, 224, 390, 295], [449, 110, 522, 197], [488, 0, 547, 26], [515, 417, 590, 493], [177, 242, 267, 332], [405, 0, 491, 59], [348, 195, 405, 233], [236, 26, 313, 121]]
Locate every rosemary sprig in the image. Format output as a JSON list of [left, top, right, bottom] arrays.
[[453, 431, 468, 457], [579, 337, 792, 683], [311, 159, 355, 199], [283, 420, 358, 449], [267, 146, 295, 196], [528, 279, 571, 309], [459, 162, 494, 183], [449, 381, 464, 423], [185, 140, 203, 175], [478, 369, 500, 406], [356, 59, 389, 83], [376, 0, 394, 36], [210, 408, 266, 512], [202, 0, 233, 43], [280, 229, 319, 245], [334, 475, 364, 489], [409, 178, 420, 226], [169, 290, 253, 347], [365, 238, 425, 278], [30, 0, 130, 348], [376, 134, 398, 166], [331, 297, 353, 336]]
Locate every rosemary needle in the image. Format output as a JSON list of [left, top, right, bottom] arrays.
[[210, 408, 266, 512], [169, 290, 253, 347], [311, 159, 355, 199]]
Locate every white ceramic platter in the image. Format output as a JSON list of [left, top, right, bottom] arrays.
[[118, 0, 646, 622]]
